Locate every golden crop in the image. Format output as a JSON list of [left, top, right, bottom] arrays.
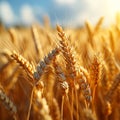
[[0, 17, 120, 120]]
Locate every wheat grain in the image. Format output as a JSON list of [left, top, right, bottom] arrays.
[[77, 67, 92, 105]]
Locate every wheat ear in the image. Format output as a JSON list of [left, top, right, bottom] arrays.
[[102, 43, 119, 82], [0, 85, 17, 118], [53, 59, 73, 120], [31, 25, 44, 59], [57, 25, 76, 88], [33, 81, 52, 120], [106, 73, 120, 102], [85, 21, 93, 37], [11, 51, 35, 83], [33, 47, 59, 81], [83, 108, 97, 120], [104, 101, 112, 117], [85, 21, 94, 48], [90, 55, 101, 86], [77, 67, 92, 107], [89, 55, 101, 104], [8, 28, 17, 43], [48, 98, 61, 120], [94, 17, 104, 33], [109, 30, 115, 53], [53, 59, 66, 83], [59, 81, 69, 120]]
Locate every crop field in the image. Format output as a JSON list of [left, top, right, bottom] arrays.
[[0, 17, 120, 120]]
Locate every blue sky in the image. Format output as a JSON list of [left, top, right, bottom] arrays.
[[0, 0, 120, 27]]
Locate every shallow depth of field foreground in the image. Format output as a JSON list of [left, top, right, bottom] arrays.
[[0, 17, 120, 120]]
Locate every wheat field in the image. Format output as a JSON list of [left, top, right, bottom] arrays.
[[0, 16, 120, 120]]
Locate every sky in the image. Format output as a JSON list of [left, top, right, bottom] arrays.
[[0, 0, 120, 27]]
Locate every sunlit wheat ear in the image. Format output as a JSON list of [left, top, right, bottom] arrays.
[[77, 67, 92, 106], [0, 85, 17, 117], [33, 47, 59, 81], [80, 43, 92, 69], [53, 59, 66, 82], [59, 81, 69, 120], [53, 59, 72, 120], [99, 60, 110, 92], [35, 80, 44, 97], [102, 41, 119, 81], [89, 55, 101, 101], [109, 30, 115, 53], [94, 17, 104, 33], [85, 21, 93, 36], [90, 55, 101, 86], [31, 25, 44, 58], [11, 51, 35, 81], [34, 97, 52, 120], [48, 98, 61, 120], [104, 101, 112, 117], [8, 28, 17, 43], [105, 73, 120, 102], [59, 81, 69, 96], [85, 21, 94, 48], [83, 108, 97, 120], [56, 25, 77, 87], [55, 71, 69, 120], [32, 81, 52, 120]]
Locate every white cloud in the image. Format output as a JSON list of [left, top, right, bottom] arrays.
[[60, 0, 120, 27], [1, 0, 120, 27], [108, 0, 120, 13], [83, 0, 120, 25], [20, 5, 37, 25], [0, 2, 15, 24], [55, 0, 76, 5]]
